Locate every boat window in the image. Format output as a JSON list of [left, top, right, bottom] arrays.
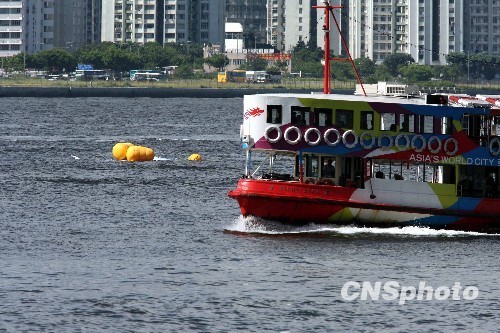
[[335, 109, 353, 129], [419, 115, 434, 134], [306, 155, 319, 177], [380, 113, 397, 131], [314, 108, 332, 127], [291, 106, 310, 126], [491, 116, 500, 136], [441, 116, 453, 134], [341, 157, 352, 180], [267, 105, 282, 124], [360, 111, 374, 130], [400, 114, 415, 132]]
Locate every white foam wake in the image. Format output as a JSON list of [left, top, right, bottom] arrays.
[[225, 215, 498, 237], [153, 156, 176, 161]]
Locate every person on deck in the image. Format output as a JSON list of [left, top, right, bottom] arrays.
[[323, 159, 335, 178]]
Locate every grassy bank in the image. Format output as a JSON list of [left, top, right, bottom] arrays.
[[1, 76, 499, 92]]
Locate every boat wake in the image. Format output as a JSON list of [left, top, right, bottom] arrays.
[[225, 215, 498, 238]]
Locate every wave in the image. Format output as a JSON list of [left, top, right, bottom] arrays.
[[225, 215, 498, 237]]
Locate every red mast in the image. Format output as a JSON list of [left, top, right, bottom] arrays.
[[313, 1, 366, 96]]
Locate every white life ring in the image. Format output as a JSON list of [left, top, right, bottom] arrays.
[[489, 137, 500, 156], [395, 134, 410, 151], [264, 125, 282, 143], [284, 126, 302, 145], [359, 132, 376, 150], [427, 136, 442, 154], [304, 128, 322, 146], [324, 128, 341, 146], [378, 133, 393, 151], [443, 138, 459, 156], [411, 135, 426, 152], [342, 130, 359, 149]]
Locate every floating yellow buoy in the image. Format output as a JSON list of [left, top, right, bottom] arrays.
[[112, 142, 134, 160], [126, 145, 155, 162], [188, 153, 203, 161]]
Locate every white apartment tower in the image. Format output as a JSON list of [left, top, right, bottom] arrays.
[[284, 0, 345, 54], [102, 0, 160, 43], [102, 0, 224, 45], [464, 0, 500, 55], [164, 0, 224, 44], [349, 0, 464, 65], [266, 0, 285, 51], [25, 0, 56, 54], [0, 0, 24, 57]]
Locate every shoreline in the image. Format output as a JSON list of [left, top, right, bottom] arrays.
[[0, 86, 338, 98], [0, 86, 497, 98]]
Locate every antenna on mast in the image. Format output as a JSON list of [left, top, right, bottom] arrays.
[[313, 1, 366, 96]]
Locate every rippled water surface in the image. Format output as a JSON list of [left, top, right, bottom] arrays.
[[0, 97, 499, 332]]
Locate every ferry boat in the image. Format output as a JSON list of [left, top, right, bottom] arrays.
[[228, 2, 500, 233]]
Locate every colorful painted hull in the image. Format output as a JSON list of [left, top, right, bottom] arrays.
[[228, 178, 500, 233]]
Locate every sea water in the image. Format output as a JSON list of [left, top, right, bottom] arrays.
[[0, 97, 499, 332]]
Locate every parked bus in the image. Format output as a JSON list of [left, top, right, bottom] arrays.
[[130, 70, 165, 81], [75, 69, 109, 81], [217, 70, 247, 83]]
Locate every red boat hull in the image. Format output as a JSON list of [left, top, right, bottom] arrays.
[[228, 178, 500, 232]]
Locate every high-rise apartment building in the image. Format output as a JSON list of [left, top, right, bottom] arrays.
[[102, 0, 224, 46], [266, 0, 285, 51], [283, 0, 345, 54], [226, 0, 267, 46], [348, 0, 465, 65], [0, 0, 24, 57], [72, 0, 101, 48], [25, 0, 55, 54], [464, 0, 500, 55]]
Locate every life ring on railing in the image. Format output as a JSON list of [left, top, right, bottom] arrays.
[[359, 132, 376, 150], [395, 134, 410, 151], [443, 138, 459, 156], [264, 125, 282, 143], [378, 133, 393, 151], [489, 137, 500, 156], [411, 135, 426, 152], [427, 136, 442, 154], [342, 130, 358, 149], [284, 126, 302, 145], [304, 128, 322, 146], [324, 128, 341, 146]]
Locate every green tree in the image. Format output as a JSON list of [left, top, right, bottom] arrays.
[[383, 53, 415, 78], [3, 53, 25, 71], [401, 64, 433, 83], [354, 57, 376, 78], [330, 60, 355, 80], [205, 54, 229, 71], [102, 45, 141, 72], [175, 63, 194, 78], [31, 49, 77, 73], [239, 54, 268, 71]]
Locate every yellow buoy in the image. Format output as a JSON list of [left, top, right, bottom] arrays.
[[112, 142, 134, 160], [188, 153, 202, 161], [126, 145, 155, 162]]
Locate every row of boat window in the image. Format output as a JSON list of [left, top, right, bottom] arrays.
[[267, 105, 500, 136]]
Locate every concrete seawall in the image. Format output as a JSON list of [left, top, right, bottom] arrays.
[[0, 86, 356, 98]]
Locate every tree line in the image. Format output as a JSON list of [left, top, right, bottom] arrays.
[[1, 40, 500, 84]]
